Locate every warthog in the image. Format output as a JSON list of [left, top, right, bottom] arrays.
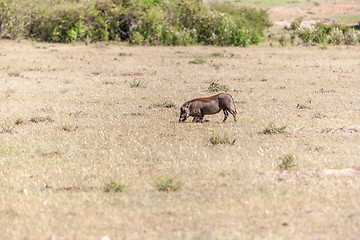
[[179, 93, 237, 123]]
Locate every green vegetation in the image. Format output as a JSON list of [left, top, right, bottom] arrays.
[[0, 0, 271, 46], [208, 81, 229, 92], [14, 118, 24, 125], [292, 22, 359, 45], [104, 181, 125, 192], [156, 177, 181, 192], [278, 154, 297, 170], [262, 123, 287, 135], [130, 80, 146, 88], [189, 57, 206, 64], [210, 131, 236, 145]]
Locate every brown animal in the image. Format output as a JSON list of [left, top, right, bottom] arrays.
[[179, 93, 237, 123]]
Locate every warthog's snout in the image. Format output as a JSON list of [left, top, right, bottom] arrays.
[[179, 106, 189, 122]]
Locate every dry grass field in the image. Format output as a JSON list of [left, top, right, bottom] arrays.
[[1, 40, 360, 239]]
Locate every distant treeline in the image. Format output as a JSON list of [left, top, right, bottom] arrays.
[[0, 0, 272, 46]]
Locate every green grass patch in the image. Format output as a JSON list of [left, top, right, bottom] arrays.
[[262, 123, 287, 135], [278, 154, 297, 170], [104, 181, 125, 193], [189, 58, 206, 64], [156, 177, 181, 192], [210, 131, 236, 145], [208, 81, 229, 92]]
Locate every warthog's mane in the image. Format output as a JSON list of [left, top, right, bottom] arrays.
[[193, 96, 214, 102]]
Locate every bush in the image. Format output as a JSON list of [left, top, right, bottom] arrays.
[[295, 22, 358, 45], [0, 0, 271, 46], [344, 28, 358, 45]]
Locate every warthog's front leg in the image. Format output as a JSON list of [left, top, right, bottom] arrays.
[[192, 116, 203, 122], [192, 113, 204, 123]]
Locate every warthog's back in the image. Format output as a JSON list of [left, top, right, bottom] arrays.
[[194, 96, 214, 102]]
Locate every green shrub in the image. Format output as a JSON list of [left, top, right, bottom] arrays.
[[0, 0, 271, 46], [344, 28, 358, 45], [208, 81, 229, 92], [295, 22, 357, 45], [296, 27, 314, 44], [290, 17, 303, 30]]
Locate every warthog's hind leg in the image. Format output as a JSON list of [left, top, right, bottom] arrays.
[[223, 108, 237, 122], [230, 109, 237, 122], [223, 110, 229, 122]]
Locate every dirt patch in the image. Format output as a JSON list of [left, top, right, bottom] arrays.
[[262, 167, 360, 180], [272, 4, 360, 17], [309, 4, 360, 14], [272, 4, 360, 27], [274, 19, 337, 28]]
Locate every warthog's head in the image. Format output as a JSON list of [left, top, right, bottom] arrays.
[[179, 103, 190, 122]]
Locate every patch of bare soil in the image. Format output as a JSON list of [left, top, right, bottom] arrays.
[[272, 4, 360, 27], [272, 4, 359, 17], [262, 167, 360, 180], [274, 19, 337, 28]]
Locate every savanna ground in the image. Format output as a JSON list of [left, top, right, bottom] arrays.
[[1, 1, 360, 239], [1, 40, 360, 239]]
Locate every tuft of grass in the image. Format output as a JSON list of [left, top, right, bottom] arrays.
[[156, 177, 181, 192], [119, 52, 131, 56], [208, 81, 229, 92], [150, 101, 176, 109], [313, 112, 326, 119], [29, 116, 54, 123], [279, 35, 286, 47], [210, 52, 223, 58], [8, 71, 20, 77], [91, 71, 101, 76], [14, 118, 24, 125], [130, 80, 146, 88], [189, 57, 206, 64], [61, 124, 78, 132], [262, 123, 287, 135], [296, 103, 311, 109], [278, 154, 297, 170], [104, 181, 125, 193], [210, 131, 236, 145]]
